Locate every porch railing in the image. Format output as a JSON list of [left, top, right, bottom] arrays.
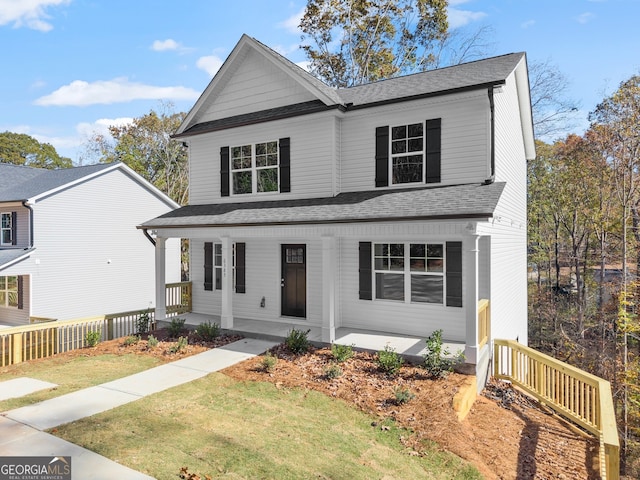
[[494, 339, 619, 480], [478, 299, 490, 348], [1, 282, 192, 367]]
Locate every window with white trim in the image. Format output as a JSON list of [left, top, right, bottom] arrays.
[[1, 213, 12, 245], [231, 141, 279, 195], [374, 242, 444, 304], [391, 123, 424, 184], [0, 276, 18, 308]]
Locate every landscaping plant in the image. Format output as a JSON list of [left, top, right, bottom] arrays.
[[376, 345, 403, 376], [167, 318, 186, 338], [196, 321, 220, 341], [169, 336, 188, 354], [423, 329, 453, 379], [136, 309, 151, 335], [85, 330, 101, 347], [260, 351, 278, 373], [331, 343, 354, 363], [285, 328, 311, 354]]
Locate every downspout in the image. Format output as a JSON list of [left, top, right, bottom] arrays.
[[484, 86, 496, 185], [142, 228, 156, 246], [22, 200, 34, 248]]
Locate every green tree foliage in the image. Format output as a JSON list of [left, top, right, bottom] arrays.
[[0, 132, 72, 169], [84, 103, 189, 206], [299, 0, 448, 87]]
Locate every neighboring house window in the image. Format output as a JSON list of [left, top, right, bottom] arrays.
[[221, 138, 290, 196], [0, 276, 18, 308], [359, 241, 462, 307], [1, 212, 15, 246], [375, 119, 441, 187], [204, 242, 246, 293]]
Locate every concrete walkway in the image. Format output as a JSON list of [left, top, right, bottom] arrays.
[[0, 338, 277, 480]]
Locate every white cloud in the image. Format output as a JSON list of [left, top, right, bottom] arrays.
[[447, 5, 487, 29], [0, 0, 70, 32], [279, 7, 305, 34], [196, 55, 224, 77], [76, 117, 133, 139], [151, 39, 180, 51], [34, 78, 200, 107], [521, 19, 536, 29], [576, 12, 595, 24], [296, 61, 311, 72]]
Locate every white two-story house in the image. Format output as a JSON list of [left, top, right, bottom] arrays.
[[0, 162, 181, 325], [141, 35, 535, 380]]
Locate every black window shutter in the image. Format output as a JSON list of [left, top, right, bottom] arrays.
[[220, 146, 230, 197], [17, 276, 23, 310], [11, 212, 17, 245], [279, 137, 291, 193], [359, 242, 372, 300], [446, 241, 462, 307], [426, 118, 441, 184], [204, 242, 213, 291], [375, 126, 389, 187], [235, 242, 246, 293]]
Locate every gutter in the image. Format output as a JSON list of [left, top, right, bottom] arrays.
[[485, 86, 497, 184], [22, 200, 34, 248]]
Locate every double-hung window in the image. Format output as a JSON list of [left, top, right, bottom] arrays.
[[204, 242, 246, 293], [1, 213, 12, 245], [0, 276, 18, 308], [231, 141, 279, 195], [374, 242, 444, 304], [391, 123, 424, 184]]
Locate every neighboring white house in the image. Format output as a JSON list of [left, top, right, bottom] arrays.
[[0, 162, 181, 325], [141, 35, 535, 379]]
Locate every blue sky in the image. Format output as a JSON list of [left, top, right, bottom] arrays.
[[0, 0, 638, 163]]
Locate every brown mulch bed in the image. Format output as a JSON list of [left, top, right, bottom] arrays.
[[63, 333, 600, 479]]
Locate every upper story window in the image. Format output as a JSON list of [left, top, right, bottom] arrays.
[[375, 118, 441, 188], [231, 141, 279, 195], [1, 213, 13, 246], [221, 138, 290, 197], [391, 123, 424, 184]]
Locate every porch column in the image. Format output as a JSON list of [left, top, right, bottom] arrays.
[[155, 236, 167, 321], [464, 233, 480, 364], [220, 236, 234, 329], [321, 235, 337, 343]]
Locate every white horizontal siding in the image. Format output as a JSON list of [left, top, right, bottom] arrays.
[[12, 168, 181, 320], [199, 49, 317, 123], [189, 113, 337, 205], [340, 91, 490, 193]]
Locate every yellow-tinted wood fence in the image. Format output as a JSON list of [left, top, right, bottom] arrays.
[[494, 339, 619, 480]]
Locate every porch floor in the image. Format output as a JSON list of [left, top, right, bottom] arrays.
[[166, 312, 465, 363]]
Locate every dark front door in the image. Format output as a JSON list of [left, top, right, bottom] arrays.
[[281, 244, 306, 317]]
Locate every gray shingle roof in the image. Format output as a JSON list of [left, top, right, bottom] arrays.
[[141, 182, 505, 228], [0, 163, 113, 202], [0, 248, 35, 271]]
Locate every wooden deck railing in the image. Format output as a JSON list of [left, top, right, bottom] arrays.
[[0, 282, 192, 367], [494, 339, 620, 480], [478, 299, 490, 348]]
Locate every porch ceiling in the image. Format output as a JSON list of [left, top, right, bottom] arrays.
[[140, 182, 505, 229]]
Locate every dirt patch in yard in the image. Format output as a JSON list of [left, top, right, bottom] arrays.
[[65, 333, 600, 479]]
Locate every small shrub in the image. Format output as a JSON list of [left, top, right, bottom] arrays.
[[260, 351, 278, 373], [167, 318, 186, 338], [393, 386, 415, 405], [85, 330, 101, 347], [285, 328, 310, 354], [196, 321, 220, 341], [331, 343, 354, 363], [376, 345, 403, 376], [169, 336, 188, 354], [147, 335, 159, 349], [423, 329, 453, 379], [136, 310, 151, 335], [123, 335, 140, 346], [324, 364, 343, 379]]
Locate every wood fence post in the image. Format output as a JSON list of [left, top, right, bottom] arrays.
[[11, 333, 22, 365]]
